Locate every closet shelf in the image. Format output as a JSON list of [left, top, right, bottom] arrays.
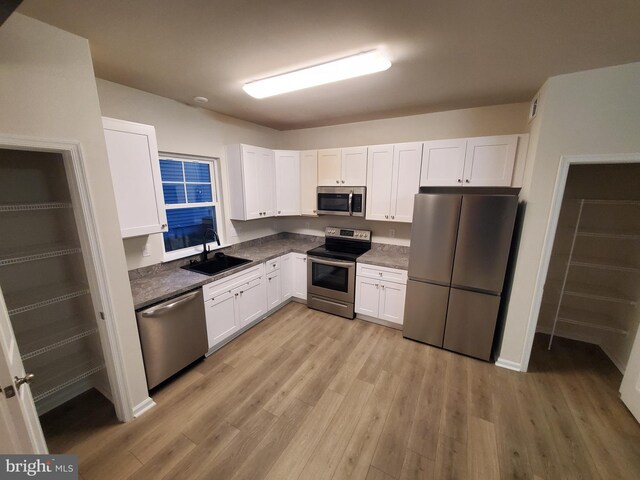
[[576, 229, 640, 240], [5, 282, 90, 316], [30, 355, 105, 403], [0, 202, 73, 212], [20, 324, 98, 361], [0, 243, 82, 267], [563, 282, 637, 306], [570, 256, 640, 274], [555, 307, 630, 335]]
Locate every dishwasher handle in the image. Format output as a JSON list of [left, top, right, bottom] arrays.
[[140, 290, 200, 317]]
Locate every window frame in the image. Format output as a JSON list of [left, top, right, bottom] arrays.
[[159, 152, 227, 262]]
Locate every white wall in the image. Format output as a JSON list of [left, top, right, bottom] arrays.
[[0, 15, 149, 415], [498, 62, 640, 370], [96, 80, 283, 269]]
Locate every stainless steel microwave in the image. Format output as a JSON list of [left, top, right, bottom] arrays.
[[317, 186, 366, 217]]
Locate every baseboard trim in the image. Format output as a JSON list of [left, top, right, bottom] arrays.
[[495, 357, 523, 372], [355, 313, 402, 330], [133, 397, 156, 418], [599, 343, 626, 375]]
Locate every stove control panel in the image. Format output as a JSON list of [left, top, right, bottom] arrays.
[[325, 227, 371, 241]]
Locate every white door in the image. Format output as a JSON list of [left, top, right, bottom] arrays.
[[259, 148, 276, 217], [342, 147, 368, 186], [204, 291, 238, 349], [420, 139, 467, 186], [300, 150, 318, 216], [378, 281, 407, 325], [366, 145, 394, 221], [354, 277, 380, 317], [390, 142, 423, 222], [620, 326, 640, 422], [292, 254, 307, 300], [274, 150, 301, 216], [463, 135, 517, 186], [266, 271, 282, 311], [317, 149, 342, 186], [0, 287, 47, 453], [280, 254, 293, 300], [241, 145, 263, 220], [238, 277, 267, 327]]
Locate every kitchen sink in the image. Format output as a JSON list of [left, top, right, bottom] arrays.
[[182, 253, 252, 276]]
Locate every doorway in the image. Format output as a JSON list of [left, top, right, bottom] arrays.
[[0, 145, 123, 452]]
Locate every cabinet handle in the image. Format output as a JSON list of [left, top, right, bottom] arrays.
[[376, 284, 379, 289], [303, 258, 306, 262], [381, 285, 385, 289], [341, 180, 345, 183], [379, 272, 382, 276], [161, 223, 167, 229], [313, 209, 316, 213], [278, 210, 281, 214], [465, 179, 470, 183], [391, 216, 394, 219], [336, 180, 339, 184], [385, 215, 388, 219], [457, 178, 462, 183], [235, 293, 239, 297]]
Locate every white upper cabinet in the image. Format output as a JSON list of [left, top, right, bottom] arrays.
[[366, 142, 422, 222], [317, 147, 368, 186], [102, 117, 167, 238], [341, 147, 368, 185], [420, 135, 519, 187], [300, 150, 318, 216], [274, 150, 301, 216], [463, 135, 518, 186], [420, 139, 467, 187], [227, 144, 276, 220], [366, 145, 394, 221]]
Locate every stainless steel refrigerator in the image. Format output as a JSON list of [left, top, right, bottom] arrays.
[[403, 193, 518, 361]]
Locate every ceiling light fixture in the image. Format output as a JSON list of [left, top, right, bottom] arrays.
[[242, 50, 392, 99], [193, 96, 209, 104]]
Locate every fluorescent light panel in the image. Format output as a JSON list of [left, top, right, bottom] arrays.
[[243, 50, 392, 99]]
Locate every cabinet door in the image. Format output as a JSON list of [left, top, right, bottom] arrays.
[[238, 277, 267, 327], [241, 145, 264, 220], [292, 254, 308, 300], [259, 148, 276, 217], [355, 276, 380, 317], [280, 254, 293, 300], [463, 135, 517, 186], [317, 149, 342, 186], [390, 142, 422, 222], [366, 145, 394, 221], [102, 117, 167, 237], [342, 146, 368, 185], [420, 139, 467, 186], [300, 150, 318, 216], [266, 270, 282, 311], [379, 281, 407, 325], [274, 150, 301, 216], [204, 291, 238, 349]]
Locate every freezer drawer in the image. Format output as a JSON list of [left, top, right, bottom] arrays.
[[442, 288, 500, 361], [402, 280, 449, 347], [408, 194, 462, 285], [136, 289, 208, 389], [451, 194, 517, 293]]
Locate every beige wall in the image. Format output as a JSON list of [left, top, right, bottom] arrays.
[[0, 15, 149, 413], [498, 62, 640, 370]]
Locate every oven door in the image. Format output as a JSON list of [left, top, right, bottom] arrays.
[[307, 256, 355, 303]]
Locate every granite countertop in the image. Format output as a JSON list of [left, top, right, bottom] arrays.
[[129, 233, 323, 310], [358, 243, 410, 270]]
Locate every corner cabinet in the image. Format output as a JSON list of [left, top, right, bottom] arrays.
[[227, 144, 276, 220], [420, 135, 519, 187], [274, 150, 301, 216], [318, 147, 367, 186], [102, 117, 167, 238], [366, 142, 422, 222], [292, 253, 308, 300], [355, 264, 408, 326]]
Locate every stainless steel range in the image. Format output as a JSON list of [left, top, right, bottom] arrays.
[[307, 227, 372, 319]]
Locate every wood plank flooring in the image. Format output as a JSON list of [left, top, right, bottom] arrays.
[[40, 302, 640, 479]]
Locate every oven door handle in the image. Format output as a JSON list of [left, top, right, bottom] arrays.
[[348, 190, 353, 216], [309, 257, 354, 268]]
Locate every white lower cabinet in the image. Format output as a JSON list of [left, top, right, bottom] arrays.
[[281, 253, 293, 300], [266, 269, 282, 311], [205, 291, 238, 348], [292, 253, 307, 300], [355, 263, 407, 326]]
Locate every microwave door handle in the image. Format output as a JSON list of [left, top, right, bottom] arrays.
[[348, 190, 353, 216]]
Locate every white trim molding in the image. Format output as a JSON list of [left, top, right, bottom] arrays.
[[133, 397, 156, 418], [519, 152, 640, 373], [495, 357, 523, 372]]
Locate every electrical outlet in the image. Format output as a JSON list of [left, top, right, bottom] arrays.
[[389, 228, 395, 238]]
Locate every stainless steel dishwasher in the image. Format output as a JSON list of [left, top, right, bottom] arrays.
[[136, 289, 208, 389]]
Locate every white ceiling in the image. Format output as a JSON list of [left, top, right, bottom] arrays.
[[18, 0, 640, 130]]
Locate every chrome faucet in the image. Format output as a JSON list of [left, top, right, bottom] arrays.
[[201, 228, 221, 262]]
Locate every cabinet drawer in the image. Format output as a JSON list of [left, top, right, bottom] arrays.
[[203, 264, 263, 300], [357, 263, 408, 284], [265, 257, 280, 273]]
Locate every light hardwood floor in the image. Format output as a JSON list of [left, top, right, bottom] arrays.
[[41, 302, 640, 479]]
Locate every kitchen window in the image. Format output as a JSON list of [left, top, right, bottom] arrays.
[[159, 154, 224, 261]]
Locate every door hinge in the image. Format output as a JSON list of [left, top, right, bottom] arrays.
[[99, 311, 105, 320], [2, 385, 15, 398]]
